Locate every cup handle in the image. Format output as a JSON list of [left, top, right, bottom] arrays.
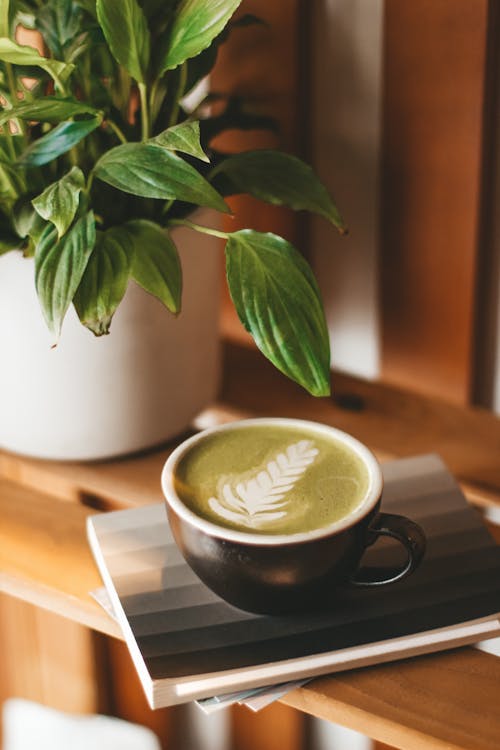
[[350, 512, 427, 587]]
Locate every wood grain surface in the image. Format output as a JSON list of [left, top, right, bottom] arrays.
[[380, 0, 490, 404], [104, 637, 178, 749], [282, 648, 500, 750], [231, 701, 305, 750], [0, 596, 106, 741], [0, 478, 120, 638]]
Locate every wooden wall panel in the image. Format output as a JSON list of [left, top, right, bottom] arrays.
[[104, 637, 177, 750], [309, 0, 383, 380], [231, 702, 305, 750], [471, 3, 500, 410], [0, 596, 105, 742], [380, 0, 490, 404]]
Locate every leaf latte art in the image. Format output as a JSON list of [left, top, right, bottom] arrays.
[[208, 441, 319, 528]]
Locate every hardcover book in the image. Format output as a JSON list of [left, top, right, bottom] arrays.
[[87, 454, 500, 709]]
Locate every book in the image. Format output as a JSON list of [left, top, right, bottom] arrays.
[[89, 585, 308, 712], [87, 454, 500, 709]]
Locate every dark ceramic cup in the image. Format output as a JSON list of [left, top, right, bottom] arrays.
[[161, 419, 426, 614]]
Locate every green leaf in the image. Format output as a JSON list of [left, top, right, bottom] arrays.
[[0, 160, 25, 204], [32, 166, 85, 238], [150, 121, 209, 162], [212, 150, 346, 232], [12, 196, 38, 237], [75, 0, 97, 18], [96, 0, 150, 82], [35, 210, 96, 338], [27, 211, 47, 245], [159, 0, 242, 72], [94, 143, 228, 212], [0, 97, 100, 126], [225, 230, 331, 397], [35, 0, 83, 59], [18, 117, 101, 167], [11, 197, 47, 245], [0, 132, 24, 160], [74, 225, 132, 334], [0, 37, 74, 88], [74, 219, 181, 330], [0, 0, 9, 37], [126, 219, 181, 313]]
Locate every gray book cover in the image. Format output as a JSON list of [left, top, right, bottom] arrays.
[[87, 455, 500, 708]]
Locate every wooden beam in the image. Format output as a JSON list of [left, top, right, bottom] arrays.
[[231, 702, 305, 750], [380, 0, 490, 404], [104, 638, 178, 749], [0, 597, 105, 740]]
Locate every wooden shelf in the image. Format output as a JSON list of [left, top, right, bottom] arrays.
[[1, 340, 500, 749]]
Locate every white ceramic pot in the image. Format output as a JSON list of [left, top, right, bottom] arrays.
[[0, 216, 221, 460]]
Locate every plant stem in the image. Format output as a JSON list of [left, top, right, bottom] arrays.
[[138, 82, 149, 141], [117, 67, 131, 121], [68, 146, 78, 166], [106, 119, 128, 144], [52, 72, 67, 97], [6, 63, 17, 101], [168, 218, 229, 240], [149, 78, 161, 127], [168, 63, 187, 127], [4, 132, 16, 160], [5, 63, 26, 137], [162, 198, 174, 216]]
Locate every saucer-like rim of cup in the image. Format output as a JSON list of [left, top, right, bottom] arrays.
[[161, 418, 383, 546]]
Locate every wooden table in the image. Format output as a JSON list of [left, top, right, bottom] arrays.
[[1, 340, 500, 750]]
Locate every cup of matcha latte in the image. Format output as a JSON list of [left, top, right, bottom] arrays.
[[161, 418, 426, 614]]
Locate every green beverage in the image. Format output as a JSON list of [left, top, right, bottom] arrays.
[[174, 423, 370, 535]]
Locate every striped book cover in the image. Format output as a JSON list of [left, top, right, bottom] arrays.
[[87, 454, 500, 709]]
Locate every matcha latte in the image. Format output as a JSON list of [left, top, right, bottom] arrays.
[[173, 424, 370, 535]]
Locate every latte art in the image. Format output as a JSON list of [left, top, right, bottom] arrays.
[[173, 424, 370, 535], [208, 440, 319, 528]]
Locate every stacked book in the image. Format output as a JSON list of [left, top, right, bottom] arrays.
[[87, 454, 500, 710]]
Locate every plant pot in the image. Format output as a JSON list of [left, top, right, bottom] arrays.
[[0, 214, 222, 460]]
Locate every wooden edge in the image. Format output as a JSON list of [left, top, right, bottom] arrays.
[[0, 571, 122, 640], [280, 681, 459, 750], [460, 481, 500, 510], [280, 647, 500, 750]]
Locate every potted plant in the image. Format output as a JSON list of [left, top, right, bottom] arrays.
[[0, 0, 345, 460]]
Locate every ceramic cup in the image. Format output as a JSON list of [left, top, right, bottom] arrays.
[[161, 418, 426, 614]]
